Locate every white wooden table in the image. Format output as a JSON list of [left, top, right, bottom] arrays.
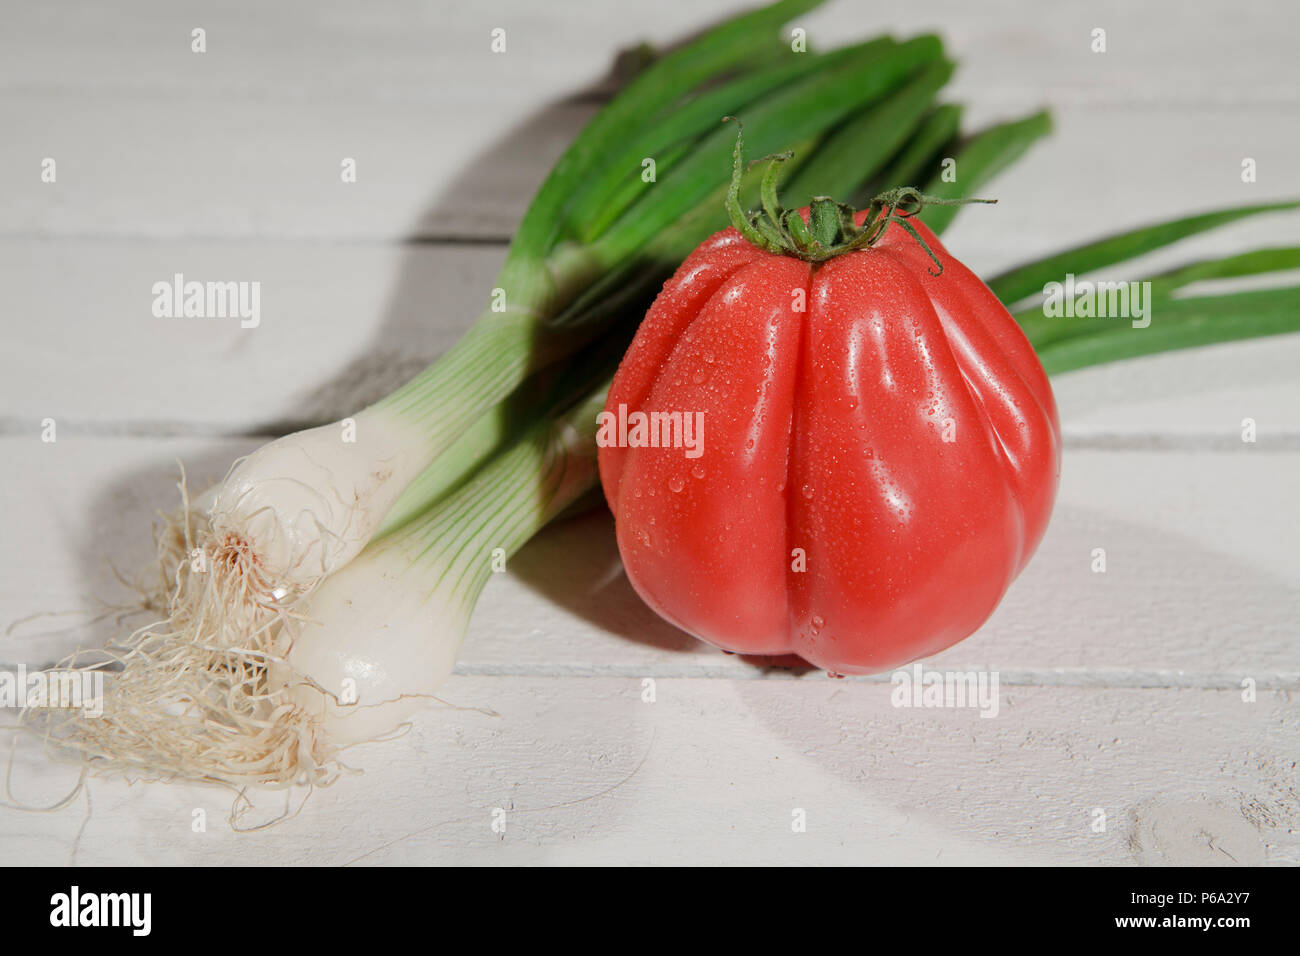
[[2, 0, 1297, 865]]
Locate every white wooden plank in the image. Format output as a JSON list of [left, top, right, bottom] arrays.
[[4, 236, 1299, 434], [2, 1, 1297, 241], [0, 93, 587, 242], [1051, 337, 1300, 440], [5, 1, 1293, 106], [2, 678, 1294, 864], [939, 107, 1300, 279], [0, 239, 503, 431], [0, 436, 261, 668], [5, 99, 1296, 245], [3, 437, 1296, 678]]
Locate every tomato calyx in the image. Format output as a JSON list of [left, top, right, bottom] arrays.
[[722, 117, 996, 274]]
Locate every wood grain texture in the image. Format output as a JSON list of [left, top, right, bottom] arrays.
[[3, 678, 1294, 865], [2, 237, 1297, 433], [3, 435, 1296, 678], [2, 1, 1298, 242], [1, 0, 1297, 865]]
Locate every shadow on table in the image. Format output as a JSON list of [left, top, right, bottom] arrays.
[[506, 507, 817, 672], [729, 499, 1300, 864]]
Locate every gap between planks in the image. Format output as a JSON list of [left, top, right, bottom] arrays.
[[448, 663, 1299, 690], [3, 417, 1298, 451]]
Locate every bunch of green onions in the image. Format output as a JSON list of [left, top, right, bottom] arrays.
[[25, 0, 1300, 791]]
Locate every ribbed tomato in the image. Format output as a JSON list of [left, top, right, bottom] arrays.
[[597, 156, 1060, 675]]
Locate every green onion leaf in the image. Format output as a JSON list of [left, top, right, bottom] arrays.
[[781, 58, 954, 207], [1031, 285, 1300, 375], [593, 34, 947, 268], [510, 0, 829, 264], [917, 109, 1052, 235], [1147, 246, 1300, 297], [989, 199, 1300, 306], [564, 39, 893, 243], [859, 103, 963, 206]]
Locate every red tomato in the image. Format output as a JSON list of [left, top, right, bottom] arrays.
[[598, 192, 1060, 675]]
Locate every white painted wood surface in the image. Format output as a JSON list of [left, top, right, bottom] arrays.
[[1, 0, 1297, 865]]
